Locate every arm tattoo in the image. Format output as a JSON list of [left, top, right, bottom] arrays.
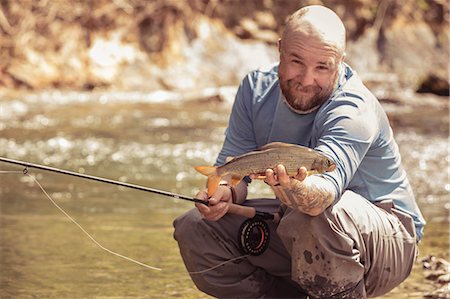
[[280, 176, 335, 216]]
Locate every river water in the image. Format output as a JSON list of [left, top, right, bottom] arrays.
[[0, 90, 448, 298]]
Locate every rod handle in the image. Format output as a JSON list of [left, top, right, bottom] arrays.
[[227, 203, 256, 218]]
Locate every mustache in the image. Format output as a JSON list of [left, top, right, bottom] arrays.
[[287, 80, 320, 93]]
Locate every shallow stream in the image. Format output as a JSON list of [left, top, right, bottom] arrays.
[[0, 90, 448, 298]]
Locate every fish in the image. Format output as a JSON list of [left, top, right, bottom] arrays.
[[195, 142, 336, 196]]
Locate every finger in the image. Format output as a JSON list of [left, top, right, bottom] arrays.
[[271, 184, 295, 208], [196, 184, 234, 220], [209, 202, 229, 221], [194, 190, 210, 215], [265, 168, 279, 185], [272, 185, 286, 202], [208, 185, 230, 205], [195, 189, 209, 200], [294, 167, 308, 181], [196, 201, 228, 221], [195, 201, 210, 216], [276, 164, 290, 187]]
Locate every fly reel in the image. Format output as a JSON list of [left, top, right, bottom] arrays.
[[238, 217, 270, 256]]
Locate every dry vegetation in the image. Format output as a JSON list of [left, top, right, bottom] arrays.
[[0, 0, 448, 92]]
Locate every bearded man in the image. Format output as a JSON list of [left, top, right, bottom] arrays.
[[174, 5, 425, 298]]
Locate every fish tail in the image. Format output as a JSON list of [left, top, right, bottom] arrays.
[[194, 166, 221, 196]]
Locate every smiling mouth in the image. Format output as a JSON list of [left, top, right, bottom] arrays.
[[296, 88, 311, 94], [292, 83, 317, 93]]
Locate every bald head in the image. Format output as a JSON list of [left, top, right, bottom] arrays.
[[282, 5, 346, 57]]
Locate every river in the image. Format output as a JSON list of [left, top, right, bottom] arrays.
[[0, 89, 448, 298]]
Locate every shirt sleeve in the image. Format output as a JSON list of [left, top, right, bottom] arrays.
[[314, 94, 378, 200], [215, 74, 258, 166]]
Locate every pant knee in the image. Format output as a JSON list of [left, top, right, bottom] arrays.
[[173, 208, 201, 243], [277, 208, 365, 297]]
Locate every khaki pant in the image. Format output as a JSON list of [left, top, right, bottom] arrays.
[[173, 191, 417, 298]]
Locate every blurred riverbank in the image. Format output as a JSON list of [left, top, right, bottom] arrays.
[[1, 0, 448, 96]]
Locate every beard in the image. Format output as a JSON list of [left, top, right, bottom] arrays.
[[279, 77, 335, 114]]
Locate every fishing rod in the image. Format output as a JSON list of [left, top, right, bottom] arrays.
[[0, 156, 275, 220], [0, 156, 208, 203], [0, 156, 278, 256], [0, 157, 280, 270]]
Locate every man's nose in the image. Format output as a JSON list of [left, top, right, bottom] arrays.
[[298, 68, 315, 86]]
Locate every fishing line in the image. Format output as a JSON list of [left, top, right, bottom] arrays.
[[0, 170, 23, 174], [187, 254, 249, 275], [0, 169, 258, 274], [1, 169, 162, 271]]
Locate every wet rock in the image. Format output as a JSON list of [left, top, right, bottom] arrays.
[[421, 255, 450, 299], [426, 271, 450, 281], [422, 255, 450, 272], [424, 285, 450, 299]]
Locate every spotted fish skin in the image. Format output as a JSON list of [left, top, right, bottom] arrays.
[[195, 142, 336, 196]]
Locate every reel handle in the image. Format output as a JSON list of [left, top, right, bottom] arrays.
[[227, 203, 279, 222], [228, 203, 256, 218]]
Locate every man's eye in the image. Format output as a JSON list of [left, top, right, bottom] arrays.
[[317, 65, 329, 71]]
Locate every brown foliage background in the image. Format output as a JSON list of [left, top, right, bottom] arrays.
[[0, 0, 448, 93]]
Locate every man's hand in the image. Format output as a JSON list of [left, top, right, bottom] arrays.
[[265, 164, 335, 216], [195, 185, 232, 221], [265, 164, 308, 186]]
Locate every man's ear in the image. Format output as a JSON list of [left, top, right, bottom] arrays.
[[340, 52, 346, 63], [277, 39, 282, 53]]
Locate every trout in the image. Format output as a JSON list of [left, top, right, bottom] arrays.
[[195, 142, 336, 196]]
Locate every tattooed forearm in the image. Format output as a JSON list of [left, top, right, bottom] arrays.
[[275, 176, 335, 216]]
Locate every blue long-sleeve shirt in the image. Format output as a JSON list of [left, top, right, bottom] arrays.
[[215, 63, 425, 240]]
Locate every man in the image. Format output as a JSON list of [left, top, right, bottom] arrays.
[[174, 5, 425, 298]]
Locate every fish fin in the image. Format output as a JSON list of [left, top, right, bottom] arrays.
[[194, 166, 221, 196], [258, 142, 298, 151], [194, 166, 217, 177], [230, 176, 243, 186], [207, 175, 222, 197], [307, 170, 319, 176]]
